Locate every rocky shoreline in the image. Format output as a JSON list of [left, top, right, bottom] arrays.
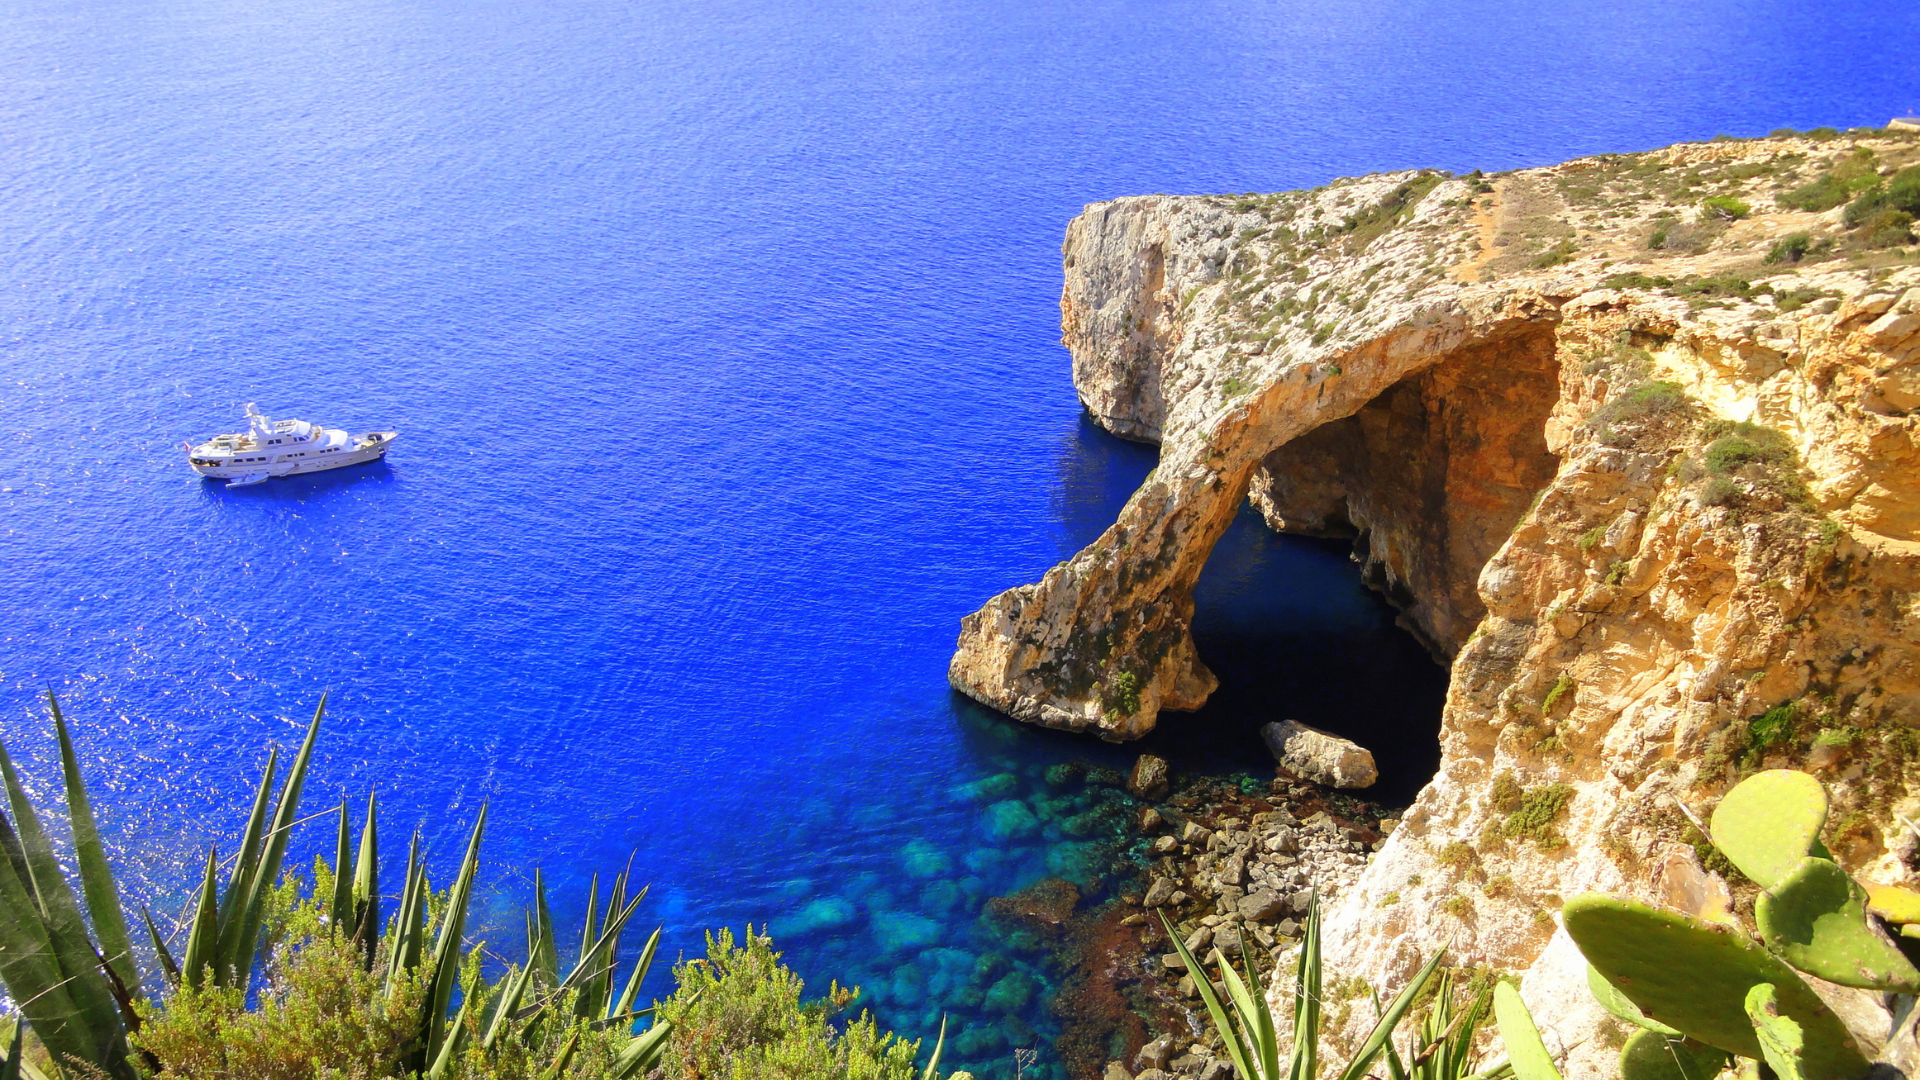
[[987, 753, 1395, 1080]]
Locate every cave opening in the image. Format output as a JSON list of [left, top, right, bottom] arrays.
[[1145, 322, 1566, 806]]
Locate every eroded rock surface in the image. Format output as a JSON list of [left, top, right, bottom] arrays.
[[952, 131, 1920, 1071]]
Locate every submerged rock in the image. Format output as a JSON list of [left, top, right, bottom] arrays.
[[983, 798, 1040, 840], [870, 910, 942, 955], [1259, 720, 1377, 789], [770, 895, 859, 939], [900, 838, 954, 878], [948, 771, 1020, 803]]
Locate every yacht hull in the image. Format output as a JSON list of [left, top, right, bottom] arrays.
[[189, 432, 397, 483]]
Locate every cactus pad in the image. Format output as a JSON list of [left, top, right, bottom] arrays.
[[1746, 983, 1807, 1080], [1756, 855, 1920, 992], [1617, 1030, 1731, 1080], [1709, 770, 1827, 889], [1493, 982, 1563, 1080], [1587, 963, 1678, 1035], [1866, 883, 1920, 925], [1563, 894, 1866, 1078]]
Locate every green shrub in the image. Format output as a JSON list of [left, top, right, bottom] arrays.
[[1743, 704, 1798, 767], [1490, 772, 1523, 816], [1336, 172, 1447, 251], [1673, 273, 1760, 301], [651, 928, 927, 1080], [1577, 526, 1606, 554], [1774, 287, 1834, 313], [1602, 271, 1673, 291], [1701, 195, 1751, 220], [1542, 674, 1575, 714], [1840, 166, 1920, 247], [1701, 477, 1740, 507], [1588, 380, 1692, 447], [1530, 240, 1576, 269], [133, 930, 428, 1080], [1702, 421, 1795, 475], [1854, 207, 1917, 248], [1501, 784, 1574, 849], [1764, 231, 1814, 264]]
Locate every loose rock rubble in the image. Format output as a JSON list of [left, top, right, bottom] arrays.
[[1097, 758, 1394, 1079]]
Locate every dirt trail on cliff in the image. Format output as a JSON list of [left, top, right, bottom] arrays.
[[1451, 181, 1503, 283]]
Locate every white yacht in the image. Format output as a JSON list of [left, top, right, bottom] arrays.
[[186, 403, 397, 487]]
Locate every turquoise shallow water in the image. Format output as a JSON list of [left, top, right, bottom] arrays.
[[2, 0, 1917, 1074]]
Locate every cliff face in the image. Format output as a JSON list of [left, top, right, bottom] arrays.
[[951, 133, 1920, 1067]]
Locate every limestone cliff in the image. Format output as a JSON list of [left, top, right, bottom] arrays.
[[950, 132, 1920, 1070]]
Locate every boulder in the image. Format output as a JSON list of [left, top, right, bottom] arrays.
[[1212, 923, 1242, 953], [1218, 854, 1246, 886], [1239, 889, 1288, 921], [1128, 754, 1170, 798], [1259, 720, 1378, 789], [1143, 877, 1176, 906], [1105, 1065, 1136, 1080], [1135, 1035, 1174, 1073]]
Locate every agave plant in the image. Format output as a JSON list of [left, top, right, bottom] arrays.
[[1160, 895, 1506, 1080], [0, 692, 670, 1079]]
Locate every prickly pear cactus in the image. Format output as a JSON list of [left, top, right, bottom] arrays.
[[1745, 984, 1807, 1080], [1494, 982, 1564, 1080], [1756, 856, 1920, 991], [1563, 895, 1867, 1079], [1587, 962, 1679, 1035], [1866, 883, 1920, 926], [1709, 770, 1827, 889], [1618, 1030, 1732, 1080]]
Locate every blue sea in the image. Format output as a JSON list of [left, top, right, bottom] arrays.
[[2, 0, 1914, 1074]]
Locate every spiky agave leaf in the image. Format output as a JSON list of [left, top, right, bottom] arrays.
[[210, 746, 277, 980], [1289, 893, 1322, 1080], [48, 695, 139, 998], [0, 820, 100, 1079], [920, 1016, 948, 1080], [0, 734, 128, 1074], [531, 869, 558, 988], [330, 799, 354, 931], [1333, 944, 1450, 1080], [351, 792, 380, 965], [481, 964, 534, 1051], [421, 806, 487, 1066], [179, 848, 222, 990], [608, 926, 662, 1023], [141, 908, 180, 987], [611, 1020, 671, 1079], [1161, 911, 1261, 1080], [223, 698, 323, 989]]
